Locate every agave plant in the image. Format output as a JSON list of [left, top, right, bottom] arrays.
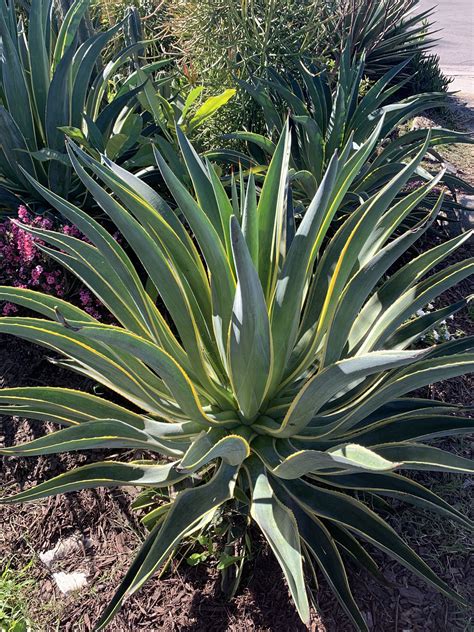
[[322, 0, 442, 87], [0, 0, 149, 208], [216, 45, 473, 210], [1, 122, 473, 630]]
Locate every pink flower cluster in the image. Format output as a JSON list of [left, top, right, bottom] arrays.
[[0, 205, 109, 320]]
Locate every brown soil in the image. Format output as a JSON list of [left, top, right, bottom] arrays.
[[1, 237, 473, 632]]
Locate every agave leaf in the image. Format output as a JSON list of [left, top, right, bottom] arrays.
[[269, 151, 339, 389], [28, 0, 51, 137], [0, 13, 36, 149], [345, 412, 474, 445], [70, 24, 121, 126], [227, 217, 272, 420], [78, 324, 234, 423], [0, 386, 196, 431], [271, 444, 399, 479], [314, 472, 473, 530], [323, 191, 445, 365], [326, 523, 387, 584], [176, 126, 223, 241], [269, 350, 428, 438], [358, 257, 474, 353], [0, 107, 38, 186], [387, 298, 470, 350], [273, 478, 368, 631], [52, 0, 91, 70], [95, 462, 238, 630], [373, 443, 474, 473], [246, 458, 310, 624], [0, 419, 186, 458], [0, 317, 174, 415], [241, 173, 259, 266], [348, 231, 473, 353], [179, 429, 250, 471], [322, 353, 474, 438], [0, 460, 186, 504], [256, 119, 292, 300]]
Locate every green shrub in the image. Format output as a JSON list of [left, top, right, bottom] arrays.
[[0, 122, 473, 629]]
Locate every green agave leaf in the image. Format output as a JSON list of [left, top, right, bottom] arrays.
[[0, 419, 189, 458], [246, 458, 310, 624], [0, 107, 38, 187], [65, 144, 212, 335], [270, 350, 428, 437], [324, 190, 445, 364], [64, 145, 221, 388], [386, 298, 470, 350], [176, 126, 223, 242], [95, 462, 239, 630], [272, 478, 368, 631], [346, 412, 474, 445], [70, 22, 123, 127], [28, 0, 51, 137], [52, 0, 90, 70], [326, 523, 388, 584], [315, 134, 433, 362], [77, 324, 234, 424], [0, 460, 185, 504], [178, 429, 250, 471], [0, 386, 151, 427], [373, 443, 474, 473], [0, 13, 36, 150], [257, 119, 292, 301], [314, 472, 473, 530], [271, 444, 398, 479], [241, 173, 259, 266], [0, 317, 173, 415], [269, 151, 339, 390], [327, 353, 474, 437], [153, 144, 236, 369], [227, 217, 272, 420], [360, 257, 474, 353], [349, 231, 473, 353]]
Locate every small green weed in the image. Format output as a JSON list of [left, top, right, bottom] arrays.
[[0, 560, 36, 632]]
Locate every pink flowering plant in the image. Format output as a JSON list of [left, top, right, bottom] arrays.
[[0, 206, 109, 319]]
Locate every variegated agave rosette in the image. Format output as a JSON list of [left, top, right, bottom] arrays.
[[1, 120, 473, 630]]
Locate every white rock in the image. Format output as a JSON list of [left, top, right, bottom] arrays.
[[39, 534, 91, 568], [52, 571, 88, 594]]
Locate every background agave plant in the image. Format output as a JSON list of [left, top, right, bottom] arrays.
[[321, 0, 447, 91], [0, 0, 148, 209], [0, 123, 473, 630], [214, 45, 473, 212]]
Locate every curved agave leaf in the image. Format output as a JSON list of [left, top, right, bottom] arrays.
[[246, 458, 310, 624], [0, 460, 186, 504], [0, 419, 188, 458], [95, 462, 239, 630]]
